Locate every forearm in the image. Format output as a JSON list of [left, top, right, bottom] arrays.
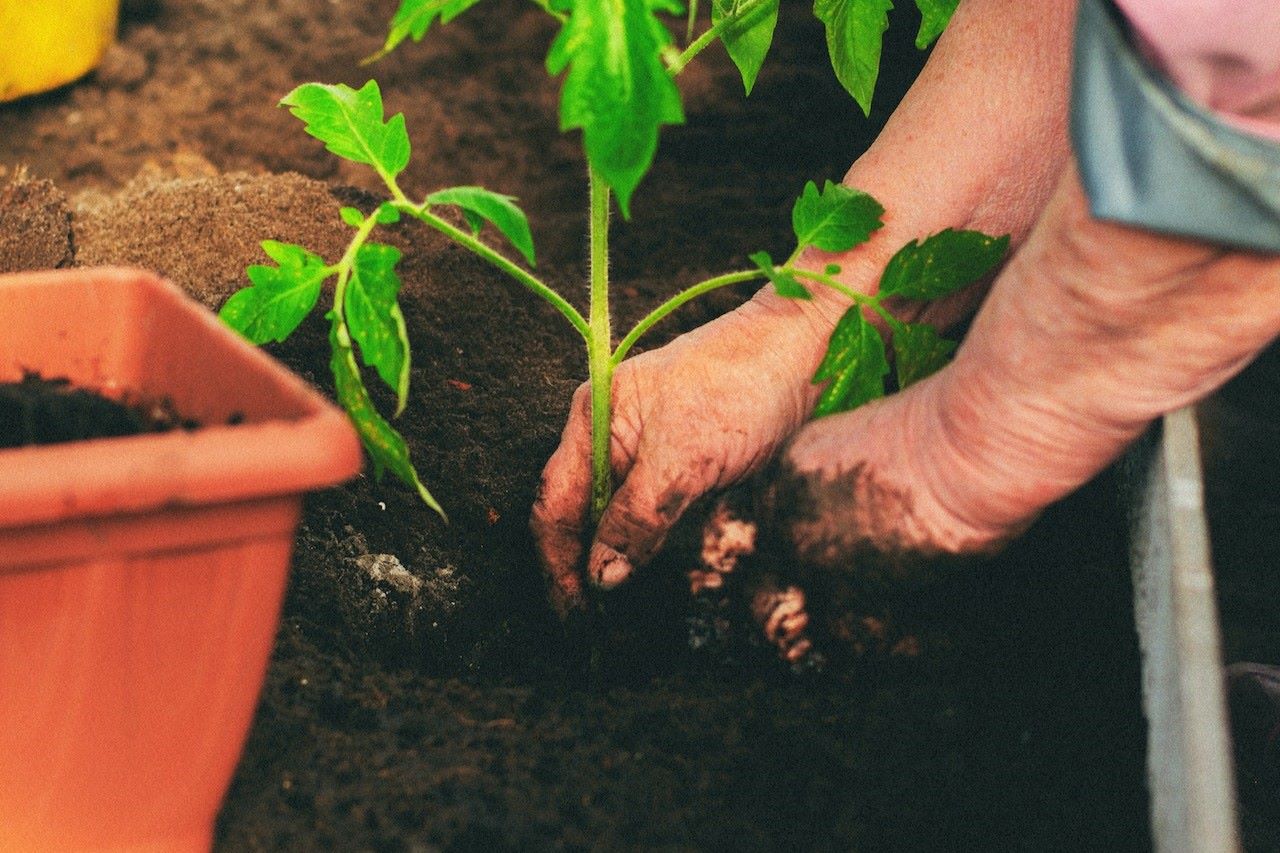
[[795, 0, 1078, 327]]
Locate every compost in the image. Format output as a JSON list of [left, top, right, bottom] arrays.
[[3, 0, 1275, 849], [0, 372, 195, 447]]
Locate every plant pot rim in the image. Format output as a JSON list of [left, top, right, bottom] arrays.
[[0, 267, 362, 531]]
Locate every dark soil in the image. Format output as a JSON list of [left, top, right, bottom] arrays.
[[1, 0, 1272, 849], [0, 372, 195, 447]]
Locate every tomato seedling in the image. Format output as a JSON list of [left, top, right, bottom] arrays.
[[221, 0, 1001, 520]]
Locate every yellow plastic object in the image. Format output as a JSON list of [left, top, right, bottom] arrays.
[[0, 0, 121, 102]]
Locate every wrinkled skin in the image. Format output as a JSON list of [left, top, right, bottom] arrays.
[[531, 0, 1280, 661]]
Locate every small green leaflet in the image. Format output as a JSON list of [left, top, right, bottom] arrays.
[[340, 204, 402, 228], [879, 228, 1009, 300], [220, 241, 330, 344], [749, 251, 810, 299], [364, 0, 484, 64], [546, 0, 685, 218], [812, 305, 889, 417], [280, 81, 410, 183], [712, 0, 780, 95], [792, 180, 885, 253], [329, 312, 446, 519], [813, 0, 892, 116], [889, 318, 955, 389], [426, 186, 537, 266], [346, 243, 412, 415], [913, 0, 958, 48]]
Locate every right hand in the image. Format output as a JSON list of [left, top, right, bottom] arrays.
[[531, 287, 843, 615]]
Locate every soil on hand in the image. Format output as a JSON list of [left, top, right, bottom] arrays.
[[4, 0, 1271, 849], [0, 372, 195, 448]]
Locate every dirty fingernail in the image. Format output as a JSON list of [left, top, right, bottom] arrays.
[[589, 543, 633, 589]]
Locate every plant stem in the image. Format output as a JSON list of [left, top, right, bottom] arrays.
[[389, 194, 590, 340], [668, 19, 727, 76], [786, 266, 897, 325], [686, 0, 699, 43], [612, 269, 761, 365], [668, 0, 773, 76], [588, 166, 613, 523]]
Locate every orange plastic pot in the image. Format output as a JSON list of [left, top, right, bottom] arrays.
[[0, 268, 362, 851]]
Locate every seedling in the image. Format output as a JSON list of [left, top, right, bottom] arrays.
[[220, 0, 1003, 520]]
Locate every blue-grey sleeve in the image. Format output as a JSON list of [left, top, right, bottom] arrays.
[[1071, 0, 1280, 253]]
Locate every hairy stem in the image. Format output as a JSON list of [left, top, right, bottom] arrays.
[[588, 167, 613, 522], [787, 266, 896, 325], [668, 0, 773, 76], [388, 190, 590, 340], [612, 269, 761, 365]]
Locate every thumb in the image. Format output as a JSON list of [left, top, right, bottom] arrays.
[[587, 459, 703, 589]]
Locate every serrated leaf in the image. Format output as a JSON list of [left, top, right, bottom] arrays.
[[811, 305, 889, 416], [792, 180, 885, 253], [547, 0, 685, 217], [365, 0, 484, 63], [340, 207, 364, 227], [914, 0, 957, 48], [346, 243, 411, 414], [329, 312, 446, 519], [879, 229, 1009, 300], [749, 250, 810, 299], [712, 0, 779, 95], [220, 241, 330, 344], [280, 81, 410, 181], [890, 319, 956, 389], [426, 186, 537, 266], [813, 0, 892, 116]]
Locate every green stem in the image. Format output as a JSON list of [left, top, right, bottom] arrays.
[[686, 0, 699, 43], [588, 167, 613, 523], [612, 269, 761, 365], [388, 191, 590, 341], [785, 265, 896, 325], [332, 211, 384, 321], [668, 0, 773, 76], [668, 19, 727, 75]]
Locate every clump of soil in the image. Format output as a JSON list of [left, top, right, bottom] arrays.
[[0, 372, 195, 448], [0, 171, 72, 272]]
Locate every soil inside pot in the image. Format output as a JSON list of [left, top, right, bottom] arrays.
[[3, 0, 1274, 849], [0, 372, 197, 448]]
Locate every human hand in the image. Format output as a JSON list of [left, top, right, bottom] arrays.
[[530, 289, 840, 615], [692, 160, 1280, 661]]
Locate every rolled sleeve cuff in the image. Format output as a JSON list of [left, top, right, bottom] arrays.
[[1071, 0, 1280, 252]]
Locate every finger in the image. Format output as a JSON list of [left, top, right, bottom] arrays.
[[530, 384, 594, 615], [587, 457, 704, 589]]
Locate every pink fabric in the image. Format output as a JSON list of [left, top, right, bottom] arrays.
[[1115, 0, 1280, 141]]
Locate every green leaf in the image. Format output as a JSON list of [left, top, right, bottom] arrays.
[[329, 311, 446, 519], [280, 81, 411, 182], [340, 206, 364, 227], [878, 229, 1009, 300], [365, 0, 484, 63], [890, 319, 956, 389], [220, 241, 330, 344], [375, 203, 402, 224], [712, 0, 780, 95], [792, 180, 885, 253], [749, 250, 810, 299], [426, 186, 537, 266], [346, 243, 412, 415], [825, 263, 842, 275], [913, 0, 958, 48], [813, 0, 893, 116], [546, 0, 685, 217], [811, 305, 889, 416]]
